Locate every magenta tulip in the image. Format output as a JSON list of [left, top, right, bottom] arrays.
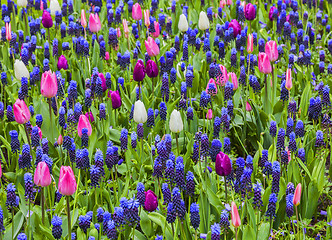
[[144, 190, 158, 212], [258, 52, 272, 74], [13, 99, 30, 124], [34, 162, 52, 187], [109, 90, 122, 109], [145, 37, 160, 57], [133, 59, 146, 82], [269, 6, 277, 21], [265, 40, 278, 62], [77, 115, 92, 137], [98, 73, 107, 92], [42, 10, 53, 28], [57, 55, 68, 70], [146, 60, 159, 78], [229, 72, 238, 90], [58, 166, 77, 196], [89, 13, 101, 33], [151, 21, 160, 38], [215, 152, 232, 176], [216, 64, 228, 86], [132, 3, 142, 20], [206, 78, 218, 95], [85, 112, 95, 123], [244, 3, 256, 21], [41, 70, 58, 98], [228, 19, 241, 37]]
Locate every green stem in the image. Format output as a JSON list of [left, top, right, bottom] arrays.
[[24, 124, 32, 152], [23, 9, 29, 36], [224, 177, 228, 202], [295, 205, 300, 240], [176, 133, 180, 156], [12, 208, 14, 240], [41, 187, 45, 225], [66, 196, 72, 240]]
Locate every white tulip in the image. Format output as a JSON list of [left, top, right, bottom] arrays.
[[17, 0, 28, 7], [14, 60, 30, 80], [169, 110, 183, 133], [178, 14, 189, 32], [133, 100, 148, 123], [198, 11, 210, 31], [50, 0, 61, 16]]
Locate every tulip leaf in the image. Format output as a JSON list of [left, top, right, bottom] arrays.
[[243, 225, 256, 240], [257, 223, 270, 240]]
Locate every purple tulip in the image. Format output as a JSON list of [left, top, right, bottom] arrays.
[[85, 112, 95, 122], [108, 90, 122, 109], [144, 190, 158, 212], [133, 59, 146, 82], [269, 6, 277, 21], [228, 19, 241, 37], [146, 60, 159, 78], [42, 10, 53, 28], [57, 55, 68, 70], [244, 3, 256, 21], [215, 151, 232, 176]]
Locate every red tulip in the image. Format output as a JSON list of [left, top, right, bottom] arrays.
[[58, 166, 77, 196], [144, 190, 158, 212], [265, 40, 278, 62], [215, 152, 232, 176], [13, 99, 31, 124], [57, 135, 63, 145], [293, 183, 302, 206], [77, 115, 92, 137], [132, 3, 142, 21], [227, 0, 232, 5], [258, 52, 272, 74], [105, 52, 110, 60], [41, 70, 58, 98], [285, 68, 292, 90], [220, 0, 226, 8], [89, 13, 101, 33], [151, 21, 160, 38], [247, 33, 253, 54], [81, 9, 87, 28], [231, 201, 241, 228], [34, 162, 52, 187], [145, 37, 160, 57], [216, 65, 228, 86], [116, 27, 121, 38]]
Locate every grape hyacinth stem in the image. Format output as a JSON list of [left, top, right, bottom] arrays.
[[66, 196, 71, 240]]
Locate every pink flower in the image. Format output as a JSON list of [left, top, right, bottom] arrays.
[[89, 13, 101, 33], [206, 109, 213, 120], [215, 151, 232, 176], [34, 162, 52, 187], [151, 21, 160, 38], [216, 65, 228, 86], [38, 127, 42, 139], [41, 70, 58, 98], [229, 72, 238, 90], [145, 37, 160, 57], [13, 99, 31, 124], [5, 22, 11, 41], [227, 0, 233, 5], [144, 190, 158, 212], [116, 27, 121, 38], [144, 9, 150, 27], [293, 183, 302, 206], [220, 0, 226, 8], [285, 68, 292, 90], [57, 135, 63, 145], [123, 19, 129, 38], [132, 3, 142, 21], [0, 161, 2, 179], [105, 52, 110, 60], [246, 101, 252, 111], [258, 52, 272, 74], [58, 166, 77, 196], [265, 40, 278, 62], [231, 201, 241, 228], [81, 9, 87, 28], [247, 33, 253, 53], [206, 78, 218, 95], [77, 115, 92, 137], [98, 73, 107, 92]]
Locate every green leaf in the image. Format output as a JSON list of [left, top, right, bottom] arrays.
[[4, 211, 25, 240], [140, 210, 153, 237], [243, 225, 256, 239], [257, 223, 270, 240], [148, 212, 173, 239]]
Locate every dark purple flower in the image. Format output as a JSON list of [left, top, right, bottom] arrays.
[[146, 60, 158, 78], [57, 55, 68, 70], [108, 90, 122, 109], [228, 19, 241, 37], [245, 3, 256, 21], [133, 59, 146, 82], [215, 151, 232, 176], [42, 10, 53, 28], [144, 190, 158, 212]]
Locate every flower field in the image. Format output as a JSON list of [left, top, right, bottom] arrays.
[[0, 0, 332, 239]]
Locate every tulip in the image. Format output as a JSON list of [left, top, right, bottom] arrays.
[[85, 112, 95, 122], [231, 201, 241, 228], [58, 166, 77, 196], [215, 152, 232, 176], [13, 99, 31, 124], [247, 33, 253, 53], [78, 114, 92, 137], [269, 6, 277, 21], [132, 3, 142, 21], [57, 55, 68, 70], [285, 68, 292, 90], [49, 0, 61, 16], [258, 52, 272, 74], [17, 0, 28, 7], [109, 90, 122, 109], [5, 22, 11, 41], [42, 10, 53, 28], [206, 78, 218, 95], [123, 19, 129, 38], [293, 183, 301, 206], [206, 109, 213, 120], [0, 162, 2, 179], [228, 19, 241, 37], [89, 13, 101, 33], [169, 110, 183, 133], [178, 14, 189, 32], [14, 59, 30, 80], [81, 9, 87, 28], [145, 37, 160, 57], [244, 3, 256, 20], [105, 52, 110, 60], [41, 70, 58, 98], [57, 135, 63, 145], [98, 73, 107, 92], [144, 9, 150, 27], [246, 101, 252, 111], [133, 100, 148, 123], [38, 127, 42, 139], [151, 21, 160, 38], [144, 190, 158, 212], [146, 60, 159, 78], [229, 72, 238, 90], [116, 27, 121, 38], [34, 162, 52, 187], [265, 41, 278, 62], [220, 0, 226, 8], [216, 65, 228, 86], [227, 0, 232, 5], [198, 11, 210, 31], [40, 0, 43, 11], [133, 60, 146, 82]]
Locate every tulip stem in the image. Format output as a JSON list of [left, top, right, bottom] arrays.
[[66, 196, 71, 240], [11, 208, 14, 240], [235, 227, 238, 240], [295, 205, 300, 240], [224, 177, 228, 202], [176, 133, 180, 156], [41, 187, 45, 225], [47, 28, 51, 43], [23, 9, 29, 36], [24, 124, 32, 152], [11, 2, 16, 32]]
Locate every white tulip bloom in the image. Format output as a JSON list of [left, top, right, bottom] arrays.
[[178, 14, 189, 32], [198, 11, 210, 31], [169, 110, 183, 133], [50, 0, 61, 16], [133, 100, 148, 123], [14, 60, 30, 80], [17, 0, 28, 7]]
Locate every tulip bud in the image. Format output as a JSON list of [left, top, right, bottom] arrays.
[[215, 151, 232, 176], [133, 59, 146, 82], [132, 3, 142, 21], [13, 99, 31, 124], [144, 190, 158, 212], [41, 70, 58, 98], [116, 28, 121, 38], [220, 0, 226, 8], [81, 9, 87, 28], [42, 10, 53, 28], [145, 37, 160, 57], [227, 0, 233, 5], [57, 135, 63, 145], [5, 22, 11, 41], [58, 166, 77, 196], [146, 60, 159, 78], [206, 78, 218, 95], [247, 33, 253, 53], [151, 21, 160, 38], [178, 14, 189, 32], [265, 41, 278, 62], [38, 127, 42, 139], [34, 162, 52, 187], [228, 19, 241, 37], [77, 115, 92, 137], [169, 109, 183, 133], [231, 201, 241, 227], [123, 19, 129, 38], [144, 9, 150, 27], [258, 52, 272, 74], [133, 100, 148, 123], [57, 55, 68, 70], [293, 183, 301, 206], [89, 13, 101, 33], [85, 112, 95, 122], [49, 0, 61, 16], [216, 65, 228, 86], [285, 68, 292, 90], [198, 11, 210, 31], [14, 59, 30, 80], [246, 101, 252, 111], [229, 72, 238, 90], [17, 0, 28, 7], [105, 52, 110, 60], [244, 3, 256, 21], [109, 90, 122, 109], [206, 109, 213, 120]]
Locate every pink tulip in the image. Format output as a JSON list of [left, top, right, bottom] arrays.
[[144, 9, 150, 27], [229, 72, 238, 90], [0, 162, 2, 178], [151, 21, 160, 38], [293, 183, 302, 206], [247, 33, 253, 53], [246, 101, 252, 111], [116, 27, 121, 38], [81, 9, 87, 28], [34, 162, 52, 187], [220, 0, 226, 8], [145, 37, 160, 57], [206, 78, 218, 95], [123, 19, 129, 38], [89, 13, 101, 33], [77, 114, 92, 137], [285, 68, 292, 90], [216, 65, 228, 86], [13, 99, 31, 124], [41, 70, 58, 98], [5, 22, 11, 41], [231, 201, 241, 227], [57, 135, 63, 145], [38, 127, 42, 139], [98, 73, 107, 92], [227, 0, 233, 5], [40, 0, 43, 11], [105, 52, 110, 60], [258, 52, 272, 74], [206, 109, 213, 120], [265, 40, 278, 62], [132, 3, 142, 21], [58, 166, 77, 196]]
